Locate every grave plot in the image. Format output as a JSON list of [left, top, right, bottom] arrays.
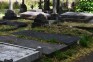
[[0, 20, 27, 31], [60, 12, 93, 23], [0, 42, 41, 62], [0, 36, 67, 55], [13, 30, 80, 45], [62, 22, 93, 30]]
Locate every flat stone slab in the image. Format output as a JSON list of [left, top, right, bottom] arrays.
[[6, 21, 27, 28], [0, 20, 27, 28], [60, 12, 93, 22], [13, 30, 80, 45], [0, 36, 67, 55], [20, 11, 50, 19], [0, 42, 40, 62]]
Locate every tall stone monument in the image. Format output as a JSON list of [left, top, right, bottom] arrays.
[[20, 0, 27, 13], [44, 0, 50, 12], [3, 0, 17, 19], [38, 0, 42, 9], [57, 0, 60, 13], [50, 0, 58, 20], [53, 0, 57, 14]]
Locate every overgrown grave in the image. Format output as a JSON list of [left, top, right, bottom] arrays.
[[0, 42, 41, 62], [0, 36, 67, 55], [0, 20, 27, 31], [60, 12, 93, 23], [13, 30, 80, 45]]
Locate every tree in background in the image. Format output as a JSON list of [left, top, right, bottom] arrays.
[[75, 0, 93, 12]]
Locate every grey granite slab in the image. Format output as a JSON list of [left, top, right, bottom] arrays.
[[0, 42, 40, 62], [13, 30, 80, 45], [0, 36, 67, 55]]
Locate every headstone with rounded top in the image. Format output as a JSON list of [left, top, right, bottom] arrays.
[[32, 14, 48, 28]]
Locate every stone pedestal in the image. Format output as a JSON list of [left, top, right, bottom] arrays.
[[3, 10, 17, 20]]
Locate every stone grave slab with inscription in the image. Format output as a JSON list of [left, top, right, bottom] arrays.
[[0, 42, 41, 62]]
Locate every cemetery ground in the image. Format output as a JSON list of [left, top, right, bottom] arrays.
[[0, 12, 93, 62]]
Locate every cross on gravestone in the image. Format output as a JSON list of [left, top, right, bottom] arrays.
[[3, 0, 17, 19]]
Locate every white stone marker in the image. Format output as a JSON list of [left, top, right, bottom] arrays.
[[9, 0, 13, 10], [53, 0, 57, 14]]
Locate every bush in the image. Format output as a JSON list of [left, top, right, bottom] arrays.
[[0, 2, 8, 9], [75, 0, 93, 12], [79, 35, 92, 47]]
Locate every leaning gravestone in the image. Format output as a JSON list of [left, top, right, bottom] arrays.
[[60, 12, 93, 23], [0, 42, 41, 62]]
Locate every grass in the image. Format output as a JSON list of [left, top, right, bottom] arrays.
[[0, 7, 93, 62], [0, 17, 92, 62]]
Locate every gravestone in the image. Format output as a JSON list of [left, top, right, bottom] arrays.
[[51, 0, 58, 20], [20, 0, 27, 13], [38, 0, 42, 9], [57, 0, 60, 13], [44, 0, 50, 12], [60, 12, 93, 23], [0, 42, 41, 62], [32, 14, 48, 27], [3, 0, 17, 20]]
